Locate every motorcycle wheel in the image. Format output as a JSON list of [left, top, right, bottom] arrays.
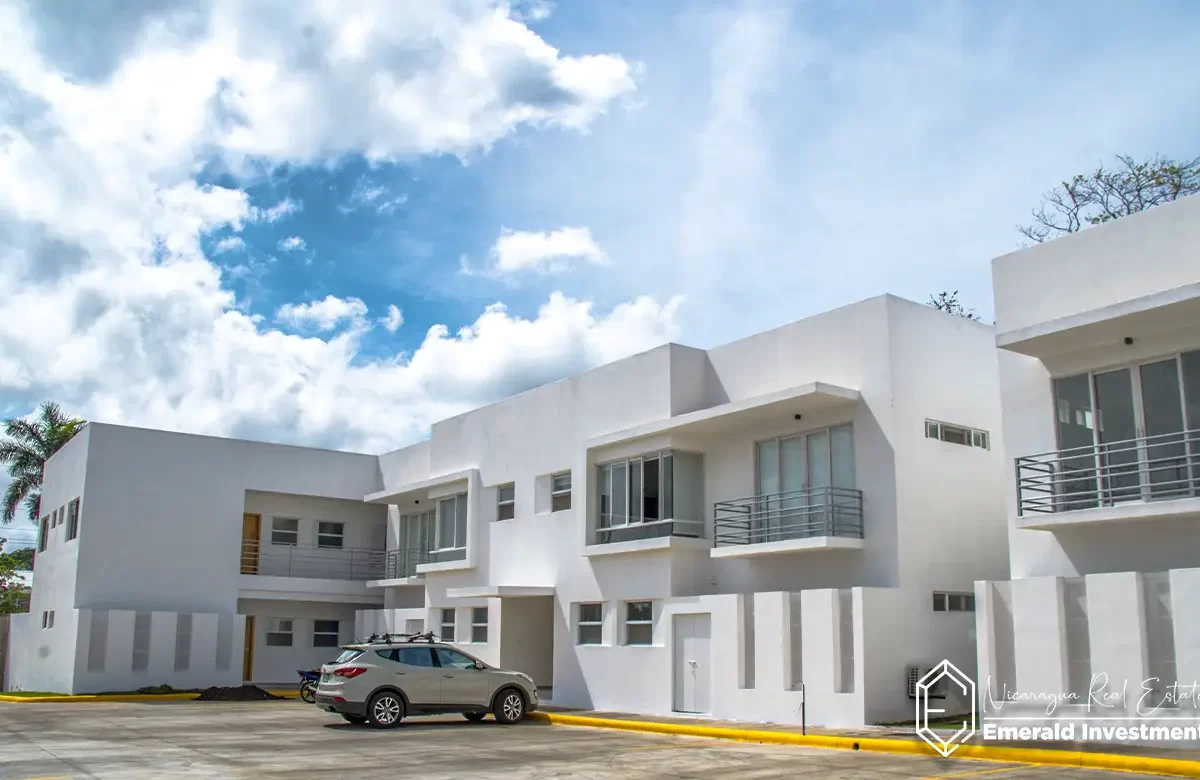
[[300, 682, 317, 704]]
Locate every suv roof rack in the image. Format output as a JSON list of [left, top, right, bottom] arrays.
[[359, 631, 441, 645]]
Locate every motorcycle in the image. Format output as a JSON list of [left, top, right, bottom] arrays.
[[297, 669, 320, 703]]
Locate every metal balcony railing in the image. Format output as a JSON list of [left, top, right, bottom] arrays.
[[713, 486, 864, 547], [594, 517, 705, 544], [1016, 427, 1200, 515], [239, 540, 386, 580], [383, 548, 434, 579]]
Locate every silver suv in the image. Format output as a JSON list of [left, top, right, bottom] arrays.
[[313, 633, 538, 728]]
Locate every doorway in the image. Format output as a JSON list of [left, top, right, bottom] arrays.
[[755, 424, 855, 541], [243, 615, 256, 682], [241, 514, 261, 575], [1054, 353, 1200, 509], [672, 614, 711, 714]]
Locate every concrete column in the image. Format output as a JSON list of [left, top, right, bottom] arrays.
[[974, 581, 997, 715], [1011, 577, 1066, 701], [1170, 568, 1200, 698], [800, 589, 837, 696], [1084, 572, 1145, 717], [753, 592, 787, 693]]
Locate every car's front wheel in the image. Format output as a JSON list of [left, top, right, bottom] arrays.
[[367, 692, 405, 729], [492, 688, 526, 725]]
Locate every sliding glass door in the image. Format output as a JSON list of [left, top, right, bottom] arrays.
[[755, 424, 854, 541], [1052, 350, 1200, 509]]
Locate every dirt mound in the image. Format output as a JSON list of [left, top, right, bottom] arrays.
[[194, 685, 283, 702]]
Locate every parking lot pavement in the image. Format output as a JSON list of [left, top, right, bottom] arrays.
[[0, 701, 1186, 780]]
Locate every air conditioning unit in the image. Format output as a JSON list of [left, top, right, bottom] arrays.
[[907, 665, 947, 699]]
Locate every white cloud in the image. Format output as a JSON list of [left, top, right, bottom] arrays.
[[276, 295, 368, 331], [490, 226, 609, 274], [340, 180, 407, 215], [0, 0, 665, 455], [213, 236, 245, 254], [381, 305, 404, 332], [277, 236, 306, 252], [253, 199, 301, 223]]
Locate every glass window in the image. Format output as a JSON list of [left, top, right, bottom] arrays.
[[551, 472, 572, 512], [925, 421, 940, 439], [611, 462, 627, 526], [440, 608, 456, 642], [625, 601, 653, 645], [471, 607, 488, 643], [317, 522, 344, 549], [396, 647, 436, 667], [313, 620, 340, 647], [578, 603, 602, 645], [266, 618, 294, 647], [940, 425, 969, 446], [333, 649, 363, 664], [497, 483, 515, 521], [436, 647, 477, 669], [437, 494, 468, 549], [271, 518, 299, 546], [1183, 349, 1200, 431], [38, 516, 49, 552], [932, 592, 947, 612], [66, 498, 80, 541], [641, 458, 659, 520]]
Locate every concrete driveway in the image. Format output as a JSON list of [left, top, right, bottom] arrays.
[[0, 700, 1183, 779]]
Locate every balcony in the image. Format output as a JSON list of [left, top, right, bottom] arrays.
[[711, 486, 865, 558], [239, 540, 386, 581], [1016, 428, 1200, 530]]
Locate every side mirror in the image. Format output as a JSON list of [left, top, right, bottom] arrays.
[[474, 660, 486, 670]]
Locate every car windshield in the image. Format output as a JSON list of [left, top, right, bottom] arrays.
[[332, 648, 364, 664]]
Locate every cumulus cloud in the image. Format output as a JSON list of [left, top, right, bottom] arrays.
[[277, 236, 306, 252], [213, 236, 245, 254], [381, 305, 404, 332], [490, 226, 609, 274], [0, 0, 669, 455], [276, 295, 368, 331]]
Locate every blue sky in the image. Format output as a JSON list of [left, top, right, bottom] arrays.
[[1, 0, 1198, 547]]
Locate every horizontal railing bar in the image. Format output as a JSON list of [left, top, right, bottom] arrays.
[[1018, 427, 1200, 463], [715, 485, 862, 508]]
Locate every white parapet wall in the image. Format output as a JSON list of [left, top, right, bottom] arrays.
[[976, 568, 1200, 740]]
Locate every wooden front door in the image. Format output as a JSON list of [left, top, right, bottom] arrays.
[[243, 615, 256, 682], [240, 514, 261, 574]]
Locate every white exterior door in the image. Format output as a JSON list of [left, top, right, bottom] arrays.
[[672, 615, 711, 714]]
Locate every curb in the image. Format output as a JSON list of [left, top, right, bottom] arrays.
[[528, 712, 1200, 779], [0, 689, 300, 703]]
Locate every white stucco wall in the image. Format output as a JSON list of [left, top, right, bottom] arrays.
[[237, 599, 359, 684], [73, 423, 383, 614], [992, 195, 1200, 336], [19, 425, 92, 692]]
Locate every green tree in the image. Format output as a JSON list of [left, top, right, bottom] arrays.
[[1, 544, 35, 571], [1, 402, 87, 524], [0, 548, 30, 613], [1018, 154, 1200, 244]]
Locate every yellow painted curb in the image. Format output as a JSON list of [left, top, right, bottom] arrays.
[[0, 689, 300, 703], [529, 712, 1200, 779]]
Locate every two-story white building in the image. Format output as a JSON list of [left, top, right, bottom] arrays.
[[975, 195, 1200, 729], [8, 294, 1009, 728]]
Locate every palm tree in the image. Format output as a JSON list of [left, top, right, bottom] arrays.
[[1, 402, 86, 523]]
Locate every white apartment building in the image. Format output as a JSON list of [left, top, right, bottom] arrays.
[[7, 294, 1008, 728], [976, 195, 1200, 729]]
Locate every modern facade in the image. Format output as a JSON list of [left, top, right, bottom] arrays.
[[975, 195, 1200, 729], [7, 294, 1008, 728]]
